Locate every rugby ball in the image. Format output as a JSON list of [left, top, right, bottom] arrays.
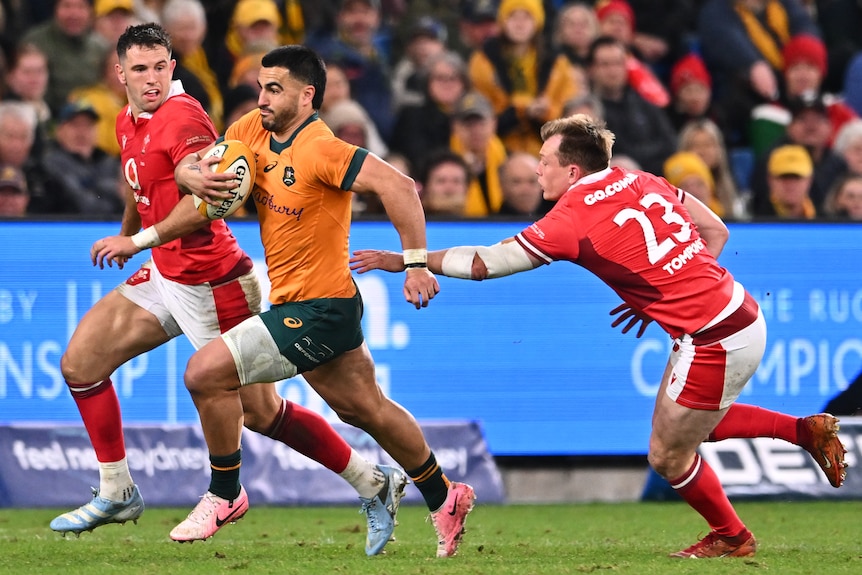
[[193, 140, 255, 219]]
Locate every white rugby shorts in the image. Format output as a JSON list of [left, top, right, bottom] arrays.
[[666, 282, 767, 410], [116, 259, 261, 350]]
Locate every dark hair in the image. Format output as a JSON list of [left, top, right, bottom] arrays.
[[586, 35, 625, 66], [261, 45, 327, 109], [416, 149, 470, 186], [117, 23, 172, 61]]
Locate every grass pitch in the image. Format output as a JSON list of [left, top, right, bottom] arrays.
[[1, 501, 860, 574]]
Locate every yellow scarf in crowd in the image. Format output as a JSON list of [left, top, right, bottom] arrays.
[[734, 0, 790, 70], [182, 47, 224, 131], [450, 134, 509, 217], [282, 0, 305, 44]]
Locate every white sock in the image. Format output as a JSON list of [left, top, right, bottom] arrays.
[[339, 450, 384, 499], [98, 458, 135, 501]]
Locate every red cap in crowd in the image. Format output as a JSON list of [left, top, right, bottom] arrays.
[[670, 53, 712, 95], [595, 0, 635, 26], [782, 34, 827, 76]]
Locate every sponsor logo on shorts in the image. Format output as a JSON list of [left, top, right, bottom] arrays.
[[283, 317, 303, 328]]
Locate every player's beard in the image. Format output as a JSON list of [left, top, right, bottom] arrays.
[[261, 97, 300, 134]]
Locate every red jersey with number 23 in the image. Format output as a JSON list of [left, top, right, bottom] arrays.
[[117, 81, 246, 284], [516, 167, 736, 339]]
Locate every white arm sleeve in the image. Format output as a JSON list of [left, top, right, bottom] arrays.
[[441, 242, 535, 279]]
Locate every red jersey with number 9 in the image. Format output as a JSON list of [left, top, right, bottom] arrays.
[[516, 167, 735, 338]]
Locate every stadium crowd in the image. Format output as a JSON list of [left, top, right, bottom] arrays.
[[1, 0, 862, 222]]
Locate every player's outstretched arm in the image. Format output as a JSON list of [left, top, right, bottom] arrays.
[[352, 154, 439, 309], [351, 238, 543, 281]]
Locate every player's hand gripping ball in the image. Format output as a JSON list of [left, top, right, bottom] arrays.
[[193, 140, 255, 219]]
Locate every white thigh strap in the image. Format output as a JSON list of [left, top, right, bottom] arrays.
[[222, 316, 298, 385]]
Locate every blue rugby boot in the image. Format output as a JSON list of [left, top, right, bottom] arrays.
[[359, 465, 408, 555], [50, 485, 145, 536]]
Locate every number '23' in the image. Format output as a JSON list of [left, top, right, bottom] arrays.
[[612, 193, 692, 264]]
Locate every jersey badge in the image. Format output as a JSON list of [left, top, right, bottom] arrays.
[[282, 166, 296, 186]]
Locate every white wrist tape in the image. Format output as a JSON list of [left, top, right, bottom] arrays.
[[403, 248, 428, 268], [130, 226, 162, 249], [441, 242, 534, 279]]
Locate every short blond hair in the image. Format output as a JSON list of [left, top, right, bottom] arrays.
[[540, 114, 614, 172]]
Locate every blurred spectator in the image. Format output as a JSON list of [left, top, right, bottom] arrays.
[[697, 0, 820, 147], [627, 0, 700, 75], [667, 53, 730, 140], [138, 0, 168, 21], [763, 143, 817, 219], [42, 99, 123, 215], [0, 101, 37, 170], [843, 51, 862, 118], [0, 164, 30, 217], [391, 16, 447, 110], [609, 153, 641, 170], [468, 0, 582, 155], [0, 100, 62, 214], [417, 148, 471, 217], [306, 0, 396, 142], [562, 93, 604, 120], [216, 0, 281, 91], [222, 84, 260, 129], [455, 0, 499, 58], [832, 118, 862, 176], [279, 0, 315, 44], [3, 43, 51, 124], [229, 49, 268, 90], [749, 34, 857, 155], [22, 0, 108, 115], [2, 43, 51, 159], [0, 1, 29, 56], [678, 118, 747, 219], [595, 0, 669, 108], [750, 94, 847, 214], [815, 0, 862, 94], [553, 1, 598, 87], [783, 35, 858, 144], [586, 36, 676, 175], [383, 151, 411, 176], [93, 0, 137, 46], [663, 151, 725, 217], [318, 61, 389, 158], [162, 0, 224, 130], [450, 91, 508, 216], [321, 98, 389, 158], [822, 173, 862, 220], [69, 49, 126, 157], [391, 50, 469, 169], [321, 60, 352, 112], [497, 151, 544, 216]]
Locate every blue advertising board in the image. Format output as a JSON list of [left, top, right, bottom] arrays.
[[1, 220, 860, 456]]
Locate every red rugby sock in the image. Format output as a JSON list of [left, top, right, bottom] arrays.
[[669, 453, 747, 538], [68, 378, 126, 462], [265, 400, 351, 473], [708, 404, 798, 443]]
